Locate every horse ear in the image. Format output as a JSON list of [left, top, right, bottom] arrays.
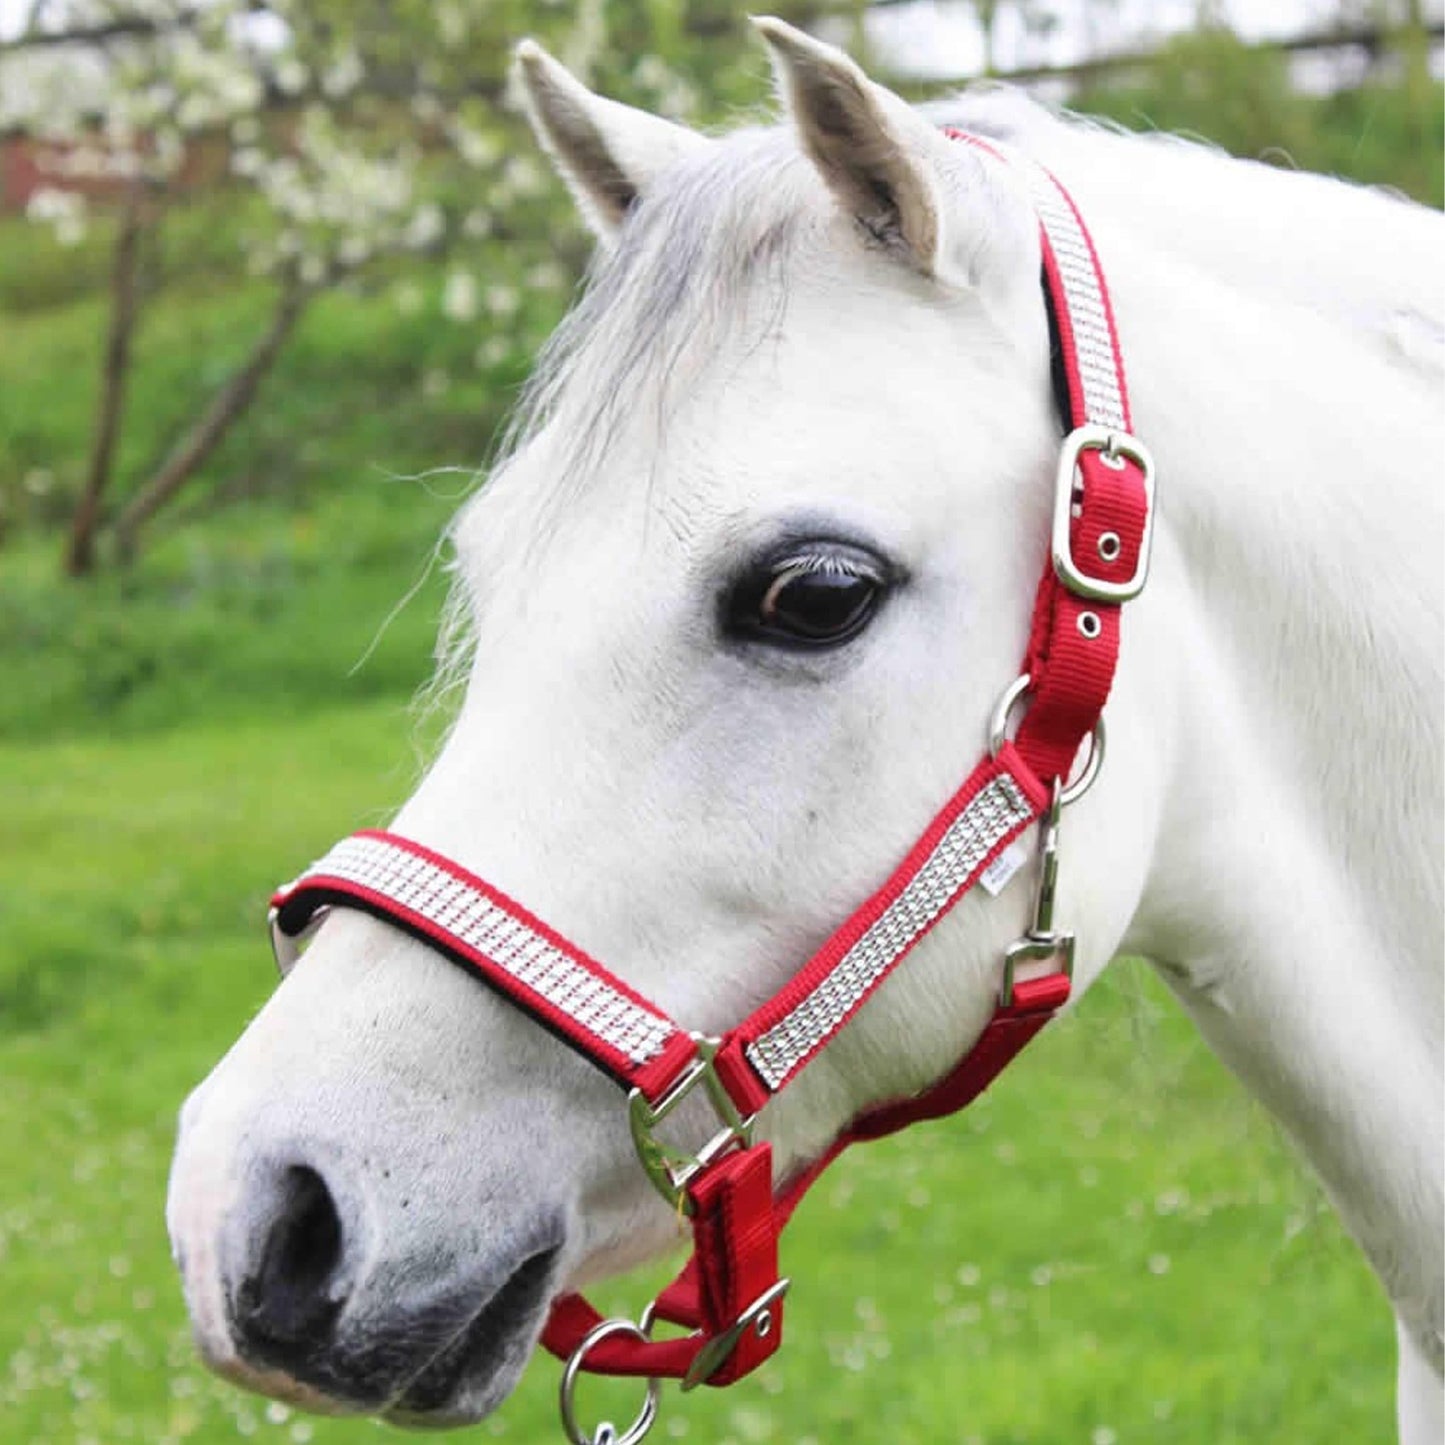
[[513, 40, 709, 244], [753, 17, 956, 278]]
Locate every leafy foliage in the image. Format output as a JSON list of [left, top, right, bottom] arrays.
[[1073, 25, 1443, 206]]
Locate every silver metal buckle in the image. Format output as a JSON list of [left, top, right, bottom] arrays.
[[680, 1278, 791, 1392], [1000, 780, 1075, 1007], [627, 1036, 755, 1215], [559, 1317, 660, 1445], [1052, 424, 1156, 603]]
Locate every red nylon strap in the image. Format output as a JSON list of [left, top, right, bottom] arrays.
[[948, 128, 1148, 784], [714, 746, 1048, 1117], [544, 974, 1069, 1383], [541, 1145, 783, 1384]]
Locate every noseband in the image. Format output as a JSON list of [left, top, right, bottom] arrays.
[[268, 133, 1155, 1445]]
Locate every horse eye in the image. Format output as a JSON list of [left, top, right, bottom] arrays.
[[728, 544, 889, 649]]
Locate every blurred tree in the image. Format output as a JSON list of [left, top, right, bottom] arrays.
[[1072, 20, 1443, 207], [2, 0, 853, 575]]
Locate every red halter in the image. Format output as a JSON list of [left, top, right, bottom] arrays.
[[268, 133, 1154, 1445]]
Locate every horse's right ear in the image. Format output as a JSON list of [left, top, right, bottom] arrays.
[[513, 41, 709, 244]]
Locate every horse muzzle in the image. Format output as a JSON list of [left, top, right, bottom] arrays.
[[168, 1090, 569, 1426]]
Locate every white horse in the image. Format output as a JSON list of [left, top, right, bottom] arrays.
[[166, 19, 1443, 1441]]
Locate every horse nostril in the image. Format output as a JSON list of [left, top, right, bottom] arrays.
[[233, 1164, 347, 1357]]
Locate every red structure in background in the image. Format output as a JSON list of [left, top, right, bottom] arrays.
[[0, 133, 222, 211]]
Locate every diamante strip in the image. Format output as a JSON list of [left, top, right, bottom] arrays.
[[745, 775, 1033, 1089], [296, 836, 674, 1067], [1008, 155, 1127, 430]]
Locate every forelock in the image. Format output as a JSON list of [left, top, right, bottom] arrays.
[[500, 126, 825, 505]]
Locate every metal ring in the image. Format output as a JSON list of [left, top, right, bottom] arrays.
[[988, 674, 1033, 758], [1076, 611, 1101, 639], [1096, 531, 1121, 562], [989, 673, 1104, 806], [1060, 715, 1106, 807], [559, 1320, 660, 1445]]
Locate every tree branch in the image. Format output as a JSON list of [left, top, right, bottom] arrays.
[[111, 281, 309, 561], [65, 181, 147, 577]]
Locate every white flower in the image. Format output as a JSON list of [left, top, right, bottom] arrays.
[[273, 58, 308, 96], [450, 122, 500, 170], [336, 235, 371, 268], [485, 284, 519, 318], [437, 2, 469, 44], [461, 208, 493, 239], [231, 147, 264, 178], [321, 49, 364, 98], [402, 203, 445, 251], [526, 261, 567, 292], [475, 336, 511, 368], [24, 187, 87, 246], [441, 271, 478, 322], [502, 155, 544, 197]]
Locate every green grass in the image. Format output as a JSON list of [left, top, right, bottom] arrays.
[[0, 700, 1396, 1444]]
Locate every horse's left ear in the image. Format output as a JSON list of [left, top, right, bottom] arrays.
[[754, 17, 986, 285], [514, 40, 709, 245]]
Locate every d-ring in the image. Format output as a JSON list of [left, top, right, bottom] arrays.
[[559, 1319, 660, 1445], [988, 673, 1105, 806], [988, 674, 1033, 758], [1059, 716, 1105, 806]]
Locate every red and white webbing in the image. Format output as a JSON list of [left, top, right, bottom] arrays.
[[268, 131, 1154, 1418]]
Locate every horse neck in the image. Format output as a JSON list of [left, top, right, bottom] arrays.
[[1082, 176, 1442, 1350]]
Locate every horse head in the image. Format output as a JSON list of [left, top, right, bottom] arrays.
[[167, 19, 1157, 1429]]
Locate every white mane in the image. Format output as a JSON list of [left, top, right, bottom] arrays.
[[937, 88, 1444, 365]]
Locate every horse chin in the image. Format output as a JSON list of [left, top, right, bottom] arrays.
[[373, 1244, 563, 1427]]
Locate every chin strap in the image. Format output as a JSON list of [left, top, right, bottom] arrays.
[[267, 130, 1154, 1445]]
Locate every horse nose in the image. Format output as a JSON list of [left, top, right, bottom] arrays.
[[228, 1163, 352, 1365]]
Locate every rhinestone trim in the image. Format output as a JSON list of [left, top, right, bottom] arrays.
[[1013, 157, 1128, 431], [744, 775, 1033, 1089], [291, 835, 675, 1067]]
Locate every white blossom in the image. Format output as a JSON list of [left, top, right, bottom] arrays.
[[475, 336, 512, 369], [526, 261, 568, 292], [321, 50, 365, 99], [462, 208, 494, 239], [441, 271, 479, 322], [485, 284, 520, 318], [25, 188, 88, 246], [273, 57, 309, 95], [402, 203, 445, 252]]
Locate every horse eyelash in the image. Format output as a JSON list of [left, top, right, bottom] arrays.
[[772, 550, 871, 580]]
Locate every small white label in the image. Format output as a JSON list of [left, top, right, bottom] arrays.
[[979, 840, 1028, 897]]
